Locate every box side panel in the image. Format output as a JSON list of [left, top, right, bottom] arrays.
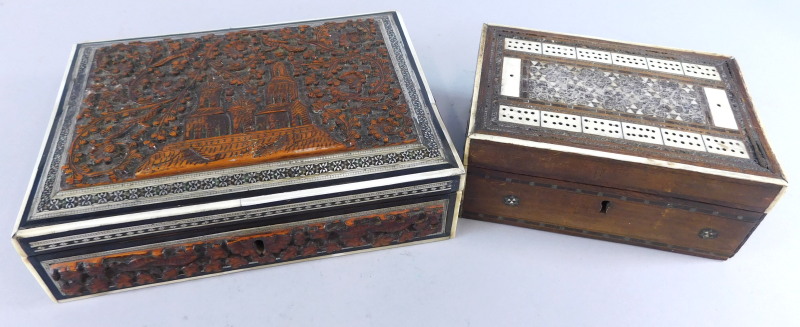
[[28, 191, 457, 301], [467, 138, 782, 213], [462, 167, 762, 259]]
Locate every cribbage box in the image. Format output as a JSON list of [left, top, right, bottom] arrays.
[[462, 25, 786, 259], [12, 12, 464, 301]]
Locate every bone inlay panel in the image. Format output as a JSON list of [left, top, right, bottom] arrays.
[[611, 53, 649, 69], [703, 135, 749, 159], [683, 63, 721, 81], [576, 48, 612, 64], [525, 60, 708, 124], [501, 57, 522, 97], [704, 87, 738, 130], [647, 58, 685, 75], [621, 122, 664, 145], [542, 43, 576, 59], [504, 38, 542, 54], [499, 105, 540, 126]]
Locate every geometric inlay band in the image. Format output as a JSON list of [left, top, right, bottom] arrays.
[[29, 181, 453, 252]]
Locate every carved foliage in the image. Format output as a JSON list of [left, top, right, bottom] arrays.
[[48, 204, 445, 297], [64, 19, 417, 188]]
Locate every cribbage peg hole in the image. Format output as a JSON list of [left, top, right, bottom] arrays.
[[599, 200, 612, 214]]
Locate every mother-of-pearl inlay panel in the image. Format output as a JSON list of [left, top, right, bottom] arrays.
[[524, 60, 709, 124]]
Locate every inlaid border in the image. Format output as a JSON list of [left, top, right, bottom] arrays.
[[29, 181, 453, 252], [472, 171, 761, 223]]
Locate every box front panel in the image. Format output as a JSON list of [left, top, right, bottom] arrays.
[[31, 193, 456, 301], [467, 139, 783, 213], [462, 167, 761, 259]]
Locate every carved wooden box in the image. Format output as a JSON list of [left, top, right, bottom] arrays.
[[462, 25, 786, 260], [12, 12, 464, 301]]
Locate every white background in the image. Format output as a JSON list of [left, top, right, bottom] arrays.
[[1, 1, 798, 326]]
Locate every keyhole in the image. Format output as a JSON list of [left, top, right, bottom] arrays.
[[254, 239, 265, 256], [599, 200, 611, 214]]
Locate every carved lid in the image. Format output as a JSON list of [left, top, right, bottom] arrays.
[[14, 12, 462, 233]]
